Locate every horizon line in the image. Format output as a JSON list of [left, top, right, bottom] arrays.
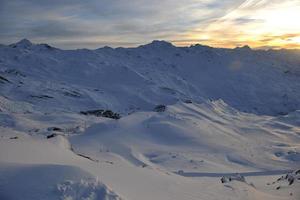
[[3, 38, 300, 51]]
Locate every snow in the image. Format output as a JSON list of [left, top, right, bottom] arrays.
[[0, 163, 122, 200], [0, 39, 300, 200]]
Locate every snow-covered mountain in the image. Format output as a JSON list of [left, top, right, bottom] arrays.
[[0, 39, 299, 200], [1, 39, 300, 115]]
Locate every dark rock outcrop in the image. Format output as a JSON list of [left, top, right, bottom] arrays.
[[154, 105, 166, 112], [80, 109, 121, 119]]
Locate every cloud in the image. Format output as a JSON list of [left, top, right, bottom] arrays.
[[231, 17, 263, 25], [182, 0, 300, 49], [0, 0, 299, 49], [0, 0, 247, 48]]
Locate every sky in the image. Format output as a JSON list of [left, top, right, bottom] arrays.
[[0, 0, 300, 49]]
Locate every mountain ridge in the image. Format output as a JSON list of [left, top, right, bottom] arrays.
[[5, 38, 300, 52], [1, 39, 300, 116]]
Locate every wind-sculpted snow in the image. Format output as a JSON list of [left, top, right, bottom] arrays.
[[57, 179, 123, 200], [0, 163, 124, 200], [70, 100, 300, 172]]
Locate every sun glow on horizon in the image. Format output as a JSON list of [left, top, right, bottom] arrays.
[[176, 0, 300, 49], [1, 0, 300, 49]]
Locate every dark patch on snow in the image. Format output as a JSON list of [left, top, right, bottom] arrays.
[[267, 169, 300, 190], [153, 105, 166, 112], [276, 170, 300, 186], [184, 99, 193, 104], [221, 174, 246, 183], [4, 69, 26, 77], [75, 152, 99, 163], [80, 109, 121, 119], [47, 127, 63, 132], [0, 75, 10, 84], [63, 90, 81, 98], [30, 95, 54, 99], [47, 133, 58, 139]]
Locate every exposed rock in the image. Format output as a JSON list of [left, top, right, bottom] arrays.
[[0, 75, 10, 84], [276, 170, 300, 186], [47, 127, 63, 132], [30, 95, 54, 99], [80, 109, 121, 119], [184, 100, 193, 104], [102, 110, 120, 119], [46, 133, 58, 139], [221, 174, 246, 183], [154, 105, 166, 112], [80, 109, 104, 117]]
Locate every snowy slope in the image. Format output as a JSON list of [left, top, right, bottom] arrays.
[[70, 100, 300, 172], [0, 39, 300, 200], [1, 39, 300, 115]]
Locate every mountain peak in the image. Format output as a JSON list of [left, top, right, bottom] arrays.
[[16, 38, 32, 46], [10, 38, 33, 49], [235, 45, 251, 51], [140, 40, 174, 49]]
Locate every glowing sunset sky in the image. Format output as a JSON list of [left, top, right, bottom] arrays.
[[0, 0, 299, 49]]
